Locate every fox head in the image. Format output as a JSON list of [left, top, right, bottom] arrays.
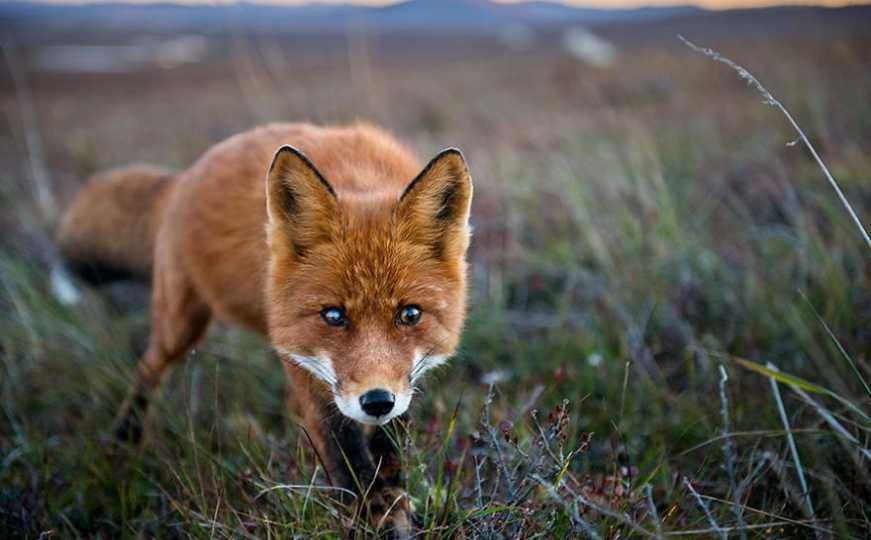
[[265, 145, 472, 425]]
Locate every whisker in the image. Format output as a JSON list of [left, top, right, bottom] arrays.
[[411, 347, 452, 384], [276, 349, 338, 387], [410, 344, 439, 380]]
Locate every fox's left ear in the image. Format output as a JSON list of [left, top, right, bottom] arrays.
[[396, 148, 473, 259]]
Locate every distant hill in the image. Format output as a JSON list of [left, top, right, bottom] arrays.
[[0, 0, 704, 39], [353, 0, 702, 30]]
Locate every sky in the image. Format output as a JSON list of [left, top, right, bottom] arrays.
[[35, 0, 861, 9]]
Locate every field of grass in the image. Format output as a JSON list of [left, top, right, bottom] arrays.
[[1, 9, 870, 538]]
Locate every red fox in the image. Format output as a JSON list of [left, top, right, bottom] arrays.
[[56, 122, 473, 534]]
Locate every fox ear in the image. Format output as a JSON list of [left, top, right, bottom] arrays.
[[396, 148, 473, 259], [266, 145, 340, 259]]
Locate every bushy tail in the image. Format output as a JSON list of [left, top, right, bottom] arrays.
[[57, 165, 175, 285]]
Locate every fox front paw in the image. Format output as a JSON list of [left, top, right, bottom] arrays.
[[365, 487, 414, 539]]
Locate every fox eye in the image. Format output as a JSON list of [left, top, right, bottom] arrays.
[[396, 305, 422, 326], [321, 307, 348, 327]]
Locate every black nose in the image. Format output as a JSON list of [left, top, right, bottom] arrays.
[[359, 389, 395, 417]]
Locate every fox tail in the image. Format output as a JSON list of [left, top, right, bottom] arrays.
[[56, 165, 175, 285]]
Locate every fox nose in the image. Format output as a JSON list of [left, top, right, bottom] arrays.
[[359, 389, 395, 417]]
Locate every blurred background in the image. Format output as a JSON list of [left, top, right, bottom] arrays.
[[1, 0, 870, 537]]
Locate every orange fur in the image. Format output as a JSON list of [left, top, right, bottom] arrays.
[[57, 122, 473, 534]]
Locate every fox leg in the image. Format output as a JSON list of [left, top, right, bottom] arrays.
[[285, 367, 412, 537], [366, 420, 413, 536], [115, 260, 211, 443], [284, 366, 370, 493]]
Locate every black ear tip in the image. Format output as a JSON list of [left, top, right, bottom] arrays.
[[272, 144, 303, 159], [437, 147, 465, 162], [269, 145, 308, 173], [438, 148, 472, 187], [268, 144, 337, 198], [433, 148, 470, 181]]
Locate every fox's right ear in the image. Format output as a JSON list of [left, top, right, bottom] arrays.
[[396, 148, 473, 260], [266, 146, 340, 259]]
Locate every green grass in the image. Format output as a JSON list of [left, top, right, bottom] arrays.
[[1, 26, 870, 539]]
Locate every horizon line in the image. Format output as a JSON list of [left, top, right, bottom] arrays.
[[8, 0, 866, 11]]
